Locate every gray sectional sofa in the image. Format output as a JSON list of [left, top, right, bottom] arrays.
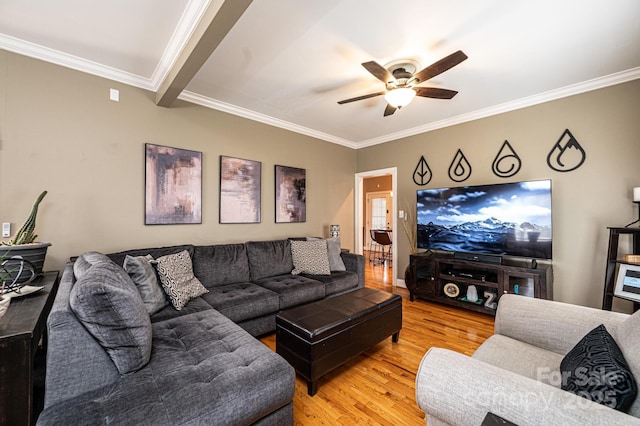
[[37, 239, 364, 425]]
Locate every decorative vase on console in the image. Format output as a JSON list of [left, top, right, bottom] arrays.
[[466, 285, 478, 302]]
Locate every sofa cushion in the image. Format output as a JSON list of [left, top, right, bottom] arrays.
[[37, 309, 295, 426], [156, 250, 208, 311], [254, 274, 325, 309], [560, 324, 637, 412], [304, 270, 359, 296], [473, 334, 564, 386], [201, 282, 280, 323], [615, 309, 640, 417], [246, 240, 294, 280], [193, 244, 250, 287], [291, 239, 331, 275], [123, 255, 168, 315], [149, 297, 212, 323], [106, 245, 194, 270], [70, 257, 152, 375]]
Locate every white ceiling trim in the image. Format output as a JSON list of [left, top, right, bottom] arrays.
[[355, 67, 640, 148], [179, 90, 359, 148], [2, 28, 638, 150], [148, 0, 213, 91], [0, 33, 155, 90]]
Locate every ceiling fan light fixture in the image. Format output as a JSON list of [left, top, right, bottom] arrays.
[[384, 87, 416, 109]]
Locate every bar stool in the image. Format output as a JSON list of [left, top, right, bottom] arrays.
[[368, 229, 379, 263], [371, 230, 392, 266]]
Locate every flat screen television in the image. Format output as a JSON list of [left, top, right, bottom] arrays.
[[416, 179, 552, 260]]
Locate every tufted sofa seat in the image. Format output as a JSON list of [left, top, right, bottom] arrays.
[[38, 238, 364, 425], [38, 309, 294, 425]]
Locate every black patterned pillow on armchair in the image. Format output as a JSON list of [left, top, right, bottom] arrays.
[[560, 324, 637, 412]]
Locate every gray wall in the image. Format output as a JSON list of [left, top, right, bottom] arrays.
[[356, 79, 640, 310], [0, 51, 357, 271]]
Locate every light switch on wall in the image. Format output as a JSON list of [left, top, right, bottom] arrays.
[[399, 210, 405, 219], [2, 222, 10, 237]]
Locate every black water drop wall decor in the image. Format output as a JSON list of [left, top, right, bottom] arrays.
[[492, 140, 521, 178], [448, 149, 472, 182], [547, 129, 586, 172], [413, 155, 433, 186]]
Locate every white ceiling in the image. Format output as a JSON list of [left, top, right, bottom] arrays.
[[1, 0, 639, 148]]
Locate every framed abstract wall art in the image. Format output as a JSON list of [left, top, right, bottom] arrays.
[[219, 155, 262, 223], [275, 165, 306, 223], [145, 143, 202, 225]]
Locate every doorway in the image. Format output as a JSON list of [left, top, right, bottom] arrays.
[[365, 191, 392, 248], [355, 167, 397, 287]]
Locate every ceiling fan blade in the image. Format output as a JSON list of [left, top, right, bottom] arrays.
[[383, 104, 397, 117], [412, 50, 468, 85], [415, 87, 459, 99], [337, 91, 385, 104], [362, 61, 394, 84]]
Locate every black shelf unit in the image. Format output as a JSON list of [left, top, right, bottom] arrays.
[[602, 227, 640, 312]]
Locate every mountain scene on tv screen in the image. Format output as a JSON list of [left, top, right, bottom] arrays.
[[417, 181, 552, 259]]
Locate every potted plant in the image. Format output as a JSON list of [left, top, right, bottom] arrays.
[[400, 201, 419, 286], [0, 190, 51, 286]]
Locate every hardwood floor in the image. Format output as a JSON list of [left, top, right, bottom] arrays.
[[260, 256, 495, 425]]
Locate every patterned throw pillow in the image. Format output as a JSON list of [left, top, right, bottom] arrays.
[[291, 240, 331, 275], [560, 324, 637, 412], [155, 250, 208, 310], [123, 254, 168, 315]]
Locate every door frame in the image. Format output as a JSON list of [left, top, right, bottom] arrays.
[[365, 190, 393, 248], [355, 167, 397, 287]]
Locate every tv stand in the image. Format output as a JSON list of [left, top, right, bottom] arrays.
[[405, 252, 552, 315]]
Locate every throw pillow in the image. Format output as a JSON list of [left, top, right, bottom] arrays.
[[290, 239, 331, 275], [326, 237, 346, 272], [70, 259, 152, 375], [123, 254, 168, 315], [73, 251, 112, 280], [560, 324, 637, 412], [155, 250, 208, 310]]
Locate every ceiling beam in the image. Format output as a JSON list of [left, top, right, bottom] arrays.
[[155, 0, 253, 107]]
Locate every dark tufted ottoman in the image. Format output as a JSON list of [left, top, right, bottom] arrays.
[[275, 287, 402, 395]]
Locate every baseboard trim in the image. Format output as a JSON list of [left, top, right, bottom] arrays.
[[395, 279, 407, 289]]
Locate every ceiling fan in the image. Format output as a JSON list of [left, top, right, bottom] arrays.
[[337, 50, 468, 116]]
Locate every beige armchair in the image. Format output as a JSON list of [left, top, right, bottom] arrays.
[[415, 294, 640, 425]]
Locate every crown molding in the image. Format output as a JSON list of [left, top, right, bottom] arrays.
[[355, 67, 640, 148], [0, 34, 154, 90], [149, 0, 213, 90], [178, 90, 359, 148], [2, 29, 638, 150]]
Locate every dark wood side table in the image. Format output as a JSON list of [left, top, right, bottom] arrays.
[[0, 271, 60, 426]]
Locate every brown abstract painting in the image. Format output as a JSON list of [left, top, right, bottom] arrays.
[[219, 156, 262, 223], [275, 165, 306, 223], [145, 143, 202, 225]]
